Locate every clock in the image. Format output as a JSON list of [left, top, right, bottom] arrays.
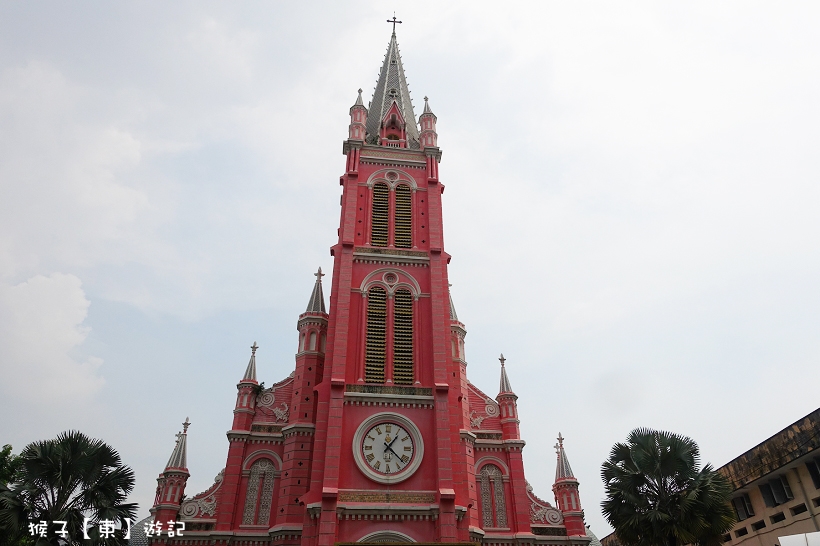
[[352, 412, 424, 484]]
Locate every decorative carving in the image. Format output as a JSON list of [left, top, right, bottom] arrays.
[[485, 399, 499, 417], [338, 492, 435, 503], [179, 469, 224, 519], [346, 384, 432, 396], [272, 402, 289, 422], [531, 503, 563, 525], [479, 464, 507, 528], [258, 390, 276, 407], [242, 459, 274, 525], [469, 410, 485, 429]]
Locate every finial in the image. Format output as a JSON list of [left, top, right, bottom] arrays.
[[387, 13, 402, 34], [358, 88, 363, 95], [555, 432, 564, 453], [424, 96, 429, 103], [315, 267, 325, 281], [499, 353, 506, 367], [183, 417, 191, 434], [251, 341, 258, 356]]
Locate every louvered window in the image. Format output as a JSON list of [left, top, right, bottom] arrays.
[[392, 289, 414, 384], [370, 183, 389, 247], [364, 287, 387, 382], [394, 185, 412, 248]]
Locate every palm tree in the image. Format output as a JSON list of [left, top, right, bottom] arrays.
[[601, 428, 735, 546], [0, 431, 137, 546]]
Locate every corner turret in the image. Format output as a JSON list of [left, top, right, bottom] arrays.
[[232, 343, 259, 431], [496, 354, 521, 440], [419, 96, 438, 149], [151, 418, 191, 526], [553, 433, 586, 536]]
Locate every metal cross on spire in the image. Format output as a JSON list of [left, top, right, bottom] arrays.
[[183, 417, 191, 434], [499, 353, 506, 366], [251, 341, 258, 356], [315, 267, 325, 281], [387, 13, 402, 34], [555, 432, 564, 454]]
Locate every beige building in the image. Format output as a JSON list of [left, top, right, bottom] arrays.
[[720, 408, 820, 546]]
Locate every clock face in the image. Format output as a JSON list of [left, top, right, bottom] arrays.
[[352, 412, 424, 484], [360, 421, 415, 476]]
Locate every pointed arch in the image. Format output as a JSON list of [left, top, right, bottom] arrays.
[[394, 184, 412, 248], [479, 463, 508, 529], [242, 458, 276, 526], [364, 286, 387, 382], [370, 183, 389, 247], [392, 289, 414, 384]]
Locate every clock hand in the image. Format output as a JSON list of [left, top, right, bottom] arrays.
[[384, 443, 402, 462]]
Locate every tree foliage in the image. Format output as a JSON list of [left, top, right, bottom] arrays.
[[0, 432, 137, 546], [601, 428, 735, 546]]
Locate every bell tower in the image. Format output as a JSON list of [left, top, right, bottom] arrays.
[[301, 24, 466, 546]]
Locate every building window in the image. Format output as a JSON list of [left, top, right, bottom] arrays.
[[392, 289, 414, 384], [364, 287, 387, 382], [735, 528, 748, 538], [242, 459, 275, 526], [806, 458, 820, 489], [371, 183, 389, 247], [751, 520, 766, 531], [394, 184, 412, 248], [479, 464, 507, 528], [309, 331, 317, 351], [790, 503, 808, 516], [760, 475, 794, 507], [733, 494, 755, 521], [770, 512, 786, 524]]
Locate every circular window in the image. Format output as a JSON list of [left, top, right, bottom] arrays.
[[383, 272, 398, 285]]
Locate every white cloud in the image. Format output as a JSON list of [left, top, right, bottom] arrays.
[[0, 273, 104, 399]]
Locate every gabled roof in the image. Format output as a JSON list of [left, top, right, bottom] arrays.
[[366, 31, 419, 147]]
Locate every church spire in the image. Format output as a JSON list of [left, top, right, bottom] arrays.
[[365, 30, 419, 147], [242, 341, 258, 382], [554, 432, 575, 481], [498, 353, 514, 394], [305, 267, 327, 314], [165, 417, 190, 471]]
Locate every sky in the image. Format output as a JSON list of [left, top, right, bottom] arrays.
[[1, 1, 819, 537]]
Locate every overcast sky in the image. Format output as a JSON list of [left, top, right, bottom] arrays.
[[2, 1, 819, 537]]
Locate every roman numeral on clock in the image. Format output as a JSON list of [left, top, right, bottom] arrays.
[[401, 455, 409, 463], [366, 453, 374, 462]]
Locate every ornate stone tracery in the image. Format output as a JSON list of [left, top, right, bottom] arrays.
[[479, 463, 507, 528], [242, 459, 275, 525]]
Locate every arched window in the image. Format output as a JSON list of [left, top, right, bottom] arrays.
[[394, 185, 412, 248], [242, 459, 275, 526], [364, 286, 387, 382], [479, 464, 507, 528], [393, 289, 414, 384], [309, 331, 317, 351], [299, 333, 305, 352], [370, 183, 389, 247]]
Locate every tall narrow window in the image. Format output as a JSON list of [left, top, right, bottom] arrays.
[[364, 287, 387, 382], [370, 183, 389, 247], [479, 464, 507, 528], [242, 459, 275, 526], [394, 184, 412, 248], [393, 289, 414, 384]]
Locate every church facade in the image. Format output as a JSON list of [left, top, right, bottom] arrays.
[[149, 29, 589, 546]]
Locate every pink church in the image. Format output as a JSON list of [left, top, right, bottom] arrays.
[[149, 28, 590, 546]]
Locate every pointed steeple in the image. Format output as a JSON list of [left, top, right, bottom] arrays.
[[243, 341, 258, 382], [554, 432, 575, 481], [366, 31, 419, 147], [423, 95, 433, 115], [305, 268, 327, 314], [165, 417, 190, 471], [498, 353, 514, 394], [448, 290, 459, 322], [354, 88, 364, 107]]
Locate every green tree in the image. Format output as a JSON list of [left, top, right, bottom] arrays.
[[0, 445, 23, 486], [601, 428, 735, 546], [0, 432, 137, 546]]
